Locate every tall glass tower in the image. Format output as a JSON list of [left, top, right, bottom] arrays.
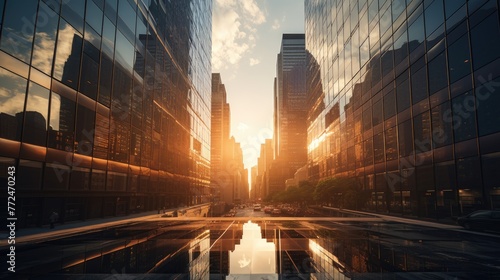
[[305, 0, 500, 220], [0, 0, 212, 227]]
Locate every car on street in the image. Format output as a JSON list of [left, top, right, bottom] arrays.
[[457, 210, 500, 231], [253, 204, 261, 211]]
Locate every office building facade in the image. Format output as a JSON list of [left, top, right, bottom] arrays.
[[0, 0, 212, 227], [305, 0, 500, 219], [272, 33, 308, 193]]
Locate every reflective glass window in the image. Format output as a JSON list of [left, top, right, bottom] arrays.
[[452, 92, 477, 142], [482, 153, 500, 189], [53, 19, 82, 90], [431, 101, 453, 148], [414, 111, 431, 153], [448, 34, 471, 83], [117, 0, 136, 42], [373, 99, 383, 126], [385, 126, 398, 161], [0, 0, 37, 63], [93, 113, 109, 159], [86, 0, 103, 34], [115, 30, 134, 73], [363, 106, 372, 131], [80, 53, 99, 100], [373, 132, 385, 163], [61, 0, 85, 33], [90, 169, 106, 191], [428, 52, 448, 94], [398, 119, 413, 157], [99, 55, 113, 107], [408, 13, 424, 52], [393, 30, 408, 65], [368, 0, 378, 23], [101, 16, 115, 57], [104, 0, 118, 24], [470, 12, 500, 70], [17, 160, 42, 189], [380, 7, 392, 35], [476, 77, 500, 136], [364, 138, 373, 165], [0, 0, 4, 28], [48, 92, 75, 151], [0, 67, 27, 141], [445, 0, 466, 18], [456, 157, 482, 189], [44, 163, 70, 190], [70, 167, 90, 190], [32, 2, 59, 75], [384, 89, 396, 119], [392, 0, 406, 21], [424, 0, 444, 36], [75, 104, 95, 156], [411, 65, 427, 104], [396, 72, 410, 112], [23, 82, 49, 146]]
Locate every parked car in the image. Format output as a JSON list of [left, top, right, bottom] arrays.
[[271, 208, 282, 216], [457, 210, 500, 231], [253, 204, 261, 211]]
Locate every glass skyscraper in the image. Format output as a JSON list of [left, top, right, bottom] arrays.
[[0, 0, 212, 227], [305, 0, 500, 219]]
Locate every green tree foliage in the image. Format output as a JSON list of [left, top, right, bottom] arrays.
[[313, 177, 370, 209]]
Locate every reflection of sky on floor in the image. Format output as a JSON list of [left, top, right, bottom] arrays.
[[226, 221, 278, 280]]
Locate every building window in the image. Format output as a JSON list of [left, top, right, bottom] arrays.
[[0, 0, 37, 63]]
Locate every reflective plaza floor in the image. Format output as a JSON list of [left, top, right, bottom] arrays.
[[2, 212, 500, 279]]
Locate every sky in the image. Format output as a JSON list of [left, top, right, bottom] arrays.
[[212, 0, 305, 170]]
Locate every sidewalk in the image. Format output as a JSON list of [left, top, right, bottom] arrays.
[[1, 210, 165, 247]]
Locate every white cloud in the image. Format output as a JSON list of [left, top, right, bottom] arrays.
[[249, 58, 260, 66], [272, 19, 281, 30], [212, 0, 266, 71]]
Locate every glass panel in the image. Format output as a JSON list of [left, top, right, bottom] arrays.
[[101, 16, 115, 57], [75, 104, 95, 156], [32, 2, 59, 75], [448, 34, 471, 83], [0, 67, 27, 141], [117, 0, 136, 42], [53, 19, 83, 90], [364, 138, 373, 165], [48, 92, 75, 151], [408, 14, 424, 52], [0, 0, 38, 63], [104, 0, 118, 24], [373, 99, 383, 126], [44, 163, 70, 190], [396, 72, 410, 112], [115, 30, 134, 73], [411, 65, 427, 104], [431, 101, 453, 148], [23, 82, 50, 146], [384, 89, 396, 119], [392, 0, 406, 21], [452, 92, 477, 142], [476, 77, 500, 136], [79, 54, 99, 100], [398, 119, 413, 157], [98, 55, 113, 107], [445, 0, 466, 18], [428, 52, 448, 94], [17, 160, 42, 189], [93, 113, 109, 159], [385, 126, 398, 161], [413, 111, 431, 153], [61, 0, 85, 33], [393, 30, 408, 65], [470, 12, 500, 70], [374, 132, 384, 163], [86, 0, 103, 34], [424, 0, 444, 36]]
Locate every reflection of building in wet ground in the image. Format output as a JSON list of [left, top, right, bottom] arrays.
[[226, 221, 278, 280], [309, 239, 351, 280], [189, 230, 211, 280]]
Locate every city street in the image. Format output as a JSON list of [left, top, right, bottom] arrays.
[[2, 212, 499, 279]]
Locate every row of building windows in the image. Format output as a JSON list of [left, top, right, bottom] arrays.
[[305, 0, 500, 218]]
